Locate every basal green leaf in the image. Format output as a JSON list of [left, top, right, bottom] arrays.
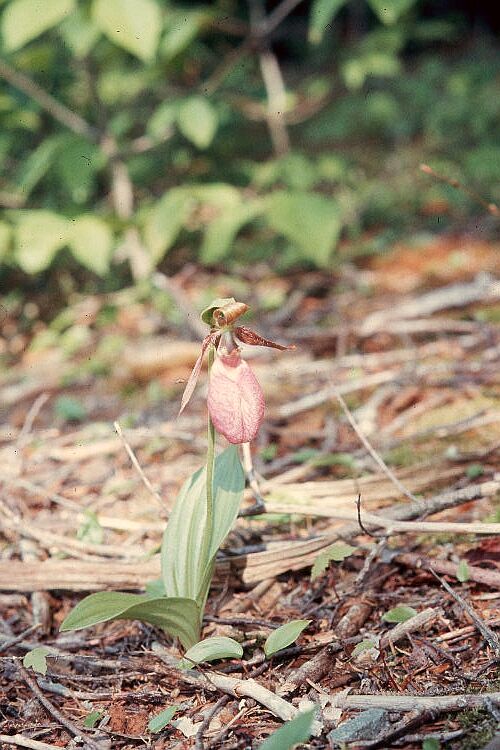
[[366, 0, 417, 25], [68, 216, 113, 275], [264, 620, 310, 658], [14, 211, 69, 274], [265, 191, 341, 267], [181, 636, 243, 667], [382, 605, 417, 623], [23, 646, 51, 676], [92, 0, 161, 62], [309, 0, 349, 44], [143, 188, 193, 263], [148, 705, 179, 733], [257, 709, 315, 750], [177, 97, 218, 149], [60, 592, 200, 649], [2, 0, 75, 51], [311, 542, 356, 580], [161, 446, 244, 612]]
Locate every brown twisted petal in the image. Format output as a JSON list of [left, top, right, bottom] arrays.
[[178, 331, 221, 415], [234, 326, 295, 351], [213, 301, 249, 327]]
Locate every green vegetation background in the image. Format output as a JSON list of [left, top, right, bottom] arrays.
[[0, 0, 498, 289]]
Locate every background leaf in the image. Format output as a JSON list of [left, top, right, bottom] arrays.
[[143, 188, 193, 262], [264, 620, 310, 657], [68, 216, 113, 275], [2, 0, 75, 51], [14, 211, 69, 273], [60, 592, 200, 649], [257, 709, 315, 750], [177, 97, 218, 149], [200, 201, 263, 264], [92, 0, 161, 62], [382, 605, 417, 623], [265, 191, 341, 267], [309, 0, 348, 44], [367, 0, 417, 25], [181, 636, 243, 666]]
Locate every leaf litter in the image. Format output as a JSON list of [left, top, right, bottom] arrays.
[[1, 237, 500, 749]]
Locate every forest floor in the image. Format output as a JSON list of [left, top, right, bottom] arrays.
[[1, 231, 499, 750]]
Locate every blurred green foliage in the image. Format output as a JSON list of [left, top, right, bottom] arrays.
[[0, 0, 498, 282]]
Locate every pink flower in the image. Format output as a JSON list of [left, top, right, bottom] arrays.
[[207, 349, 265, 444]]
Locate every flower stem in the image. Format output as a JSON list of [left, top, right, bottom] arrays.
[[205, 344, 216, 554]]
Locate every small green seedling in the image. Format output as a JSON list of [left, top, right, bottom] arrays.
[[23, 646, 51, 676], [382, 605, 417, 623], [264, 620, 311, 658]]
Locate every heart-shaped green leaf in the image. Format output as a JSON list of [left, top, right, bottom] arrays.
[[382, 605, 417, 623], [257, 709, 315, 749], [181, 636, 243, 667], [148, 705, 179, 733], [264, 620, 311, 658], [23, 646, 51, 676]]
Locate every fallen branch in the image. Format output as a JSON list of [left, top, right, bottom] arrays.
[[430, 569, 500, 656], [329, 691, 500, 712], [0, 735, 68, 750], [394, 552, 500, 590], [151, 642, 300, 723]]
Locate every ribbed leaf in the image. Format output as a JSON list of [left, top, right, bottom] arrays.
[[161, 446, 244, 612], [60, 592, 200, 649]]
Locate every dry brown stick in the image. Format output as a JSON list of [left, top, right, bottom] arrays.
[[0, 623, 41, 654], [430, 569, 500, 656], [379, 608, 439, 650], [152, 642, 302, 723], [0, 58, 99, 141], [330, 691, 500, 712], [334, 389, 419, 503], [278, 641, 343, 695], [359, 709, 447, 750], [20, 540, 51, 634], [17, 662, 101, 750], [420, 163, 499, 216], [113, 420, 164, 508], [0, 735, 66, 750], [195, 695, 231, 750], [394, 552, 500, 591]]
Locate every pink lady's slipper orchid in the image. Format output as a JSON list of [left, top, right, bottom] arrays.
[[179, 298, 293, 444], [207, 348, 265, 444]]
